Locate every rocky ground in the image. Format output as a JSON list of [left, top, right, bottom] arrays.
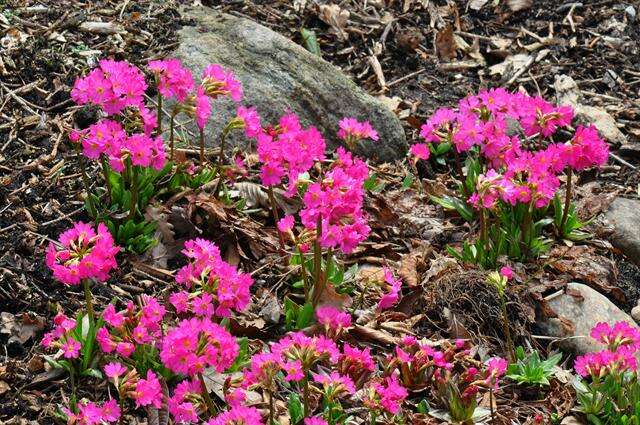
[[1, 0, 640, 423]]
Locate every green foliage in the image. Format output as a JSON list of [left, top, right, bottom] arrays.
[[300, 28, 321, 56], [506, 347, 561, 386], [284, 297, 315, 331], [288, 394, 304, 425], [43, 312, 102, 378], [553, 194, 591, 241], [575, 373, 640, 424]]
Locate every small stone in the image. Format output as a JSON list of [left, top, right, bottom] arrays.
[[625, 5, 636, 22], [173, 7, 407, 162], [536, 282, 637, 355], [632, 305, 640, 322], [605, 197, 640, 266]]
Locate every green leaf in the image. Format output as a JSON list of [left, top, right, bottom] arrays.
[[296, 302, 314, 329], [300, 28, 321, 56], [364, 173, 378, 191], [81, 368, 103, 379], [288, 394, 304, 425], [402, 174, 413, 188]]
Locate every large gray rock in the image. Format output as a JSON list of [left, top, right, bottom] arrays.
[[605, 197, 640, 266], [173, 7, 407, 162], [537, 282, 637, 355]]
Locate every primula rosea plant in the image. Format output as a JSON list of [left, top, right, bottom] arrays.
[[573, 321, 640, 424], [43, 222, 513, 425], [410, 88, 609, 268]]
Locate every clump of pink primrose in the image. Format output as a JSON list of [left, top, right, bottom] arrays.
[[299, 147, 370, 253], [362, 374, 408, 415], [45, 222, 119, 285], [63, 399, 120, 425], [377, 267, 402, 310], [147, 58, 194, 102], [41, 313, 80, 359], [172, 238, 253, 317], [205, 405, 264, 425], [201, 64, 243, 102], [160, 317, 239, 376]]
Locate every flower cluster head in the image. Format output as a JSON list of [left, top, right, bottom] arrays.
[[41, 313, 80, 359], [362, 374, 408, 415], [205, 405, 263, 425], [338, 343, 376, 387], [412, 89, 609, 210], [299, 147, 370, 253], [484, 357, 508, 389], [271, 331, 340, 370], [315, 305, 352, 339], [337, 117, 379, 148], [73, 120, 166, 172], [160, 317, 239, 376], [575, 322, 640, 380], [201, 64, 243, 102], [257, 113, 326, 191], [147, 58, 194, 102], [71, 59, 147, 115], [313, 371, 356, 401], [410, 143, 430, 161], [63, 399, 120, 425], [173, 238, 253, 317], [132, 370, 163, 409], [590, 321, 640, 350], [305, 418, 328, 425], [168, 378, 203, 423], [377, 268, 402, 311], [235, 106, 263, 138], [45, 222, 119, 285], [97, 297, 165, 357], [242, 351, 302, 391], [389, 336, 457, 389]]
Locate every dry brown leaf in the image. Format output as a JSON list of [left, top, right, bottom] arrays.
[[435, 25, 457, 61], [352, 324, 398, 345], [318, 4, 350, 41]]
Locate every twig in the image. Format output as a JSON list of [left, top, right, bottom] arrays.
[[39, 206, 84, 227]]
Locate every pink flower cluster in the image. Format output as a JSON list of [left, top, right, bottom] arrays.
[[377, 268, 402, 311], [45, 222, 119, 285], [71, 59, 147, 115], [575, 321, 640, 378], [206, 405, 263, 425], [172, 238, 253, 317], [168, 378, 203, 423], [316, 305, 352, 338], [299, 148, 370, 253], [201, 64, 243, 102], [362, 374, 408, 415], [412, 89, 609, 210], [41, 313, 80, 359], [160, 317, 239, 376], [337, 117, 379, 144], [148, 59, 194, 102], [96, 297, 165, 357], [256, 113, 326, 191], [338, 344, 376, 387], [73, 119, 166, 172], [63, 399, 120, 425], [312, 371, 356, 399]]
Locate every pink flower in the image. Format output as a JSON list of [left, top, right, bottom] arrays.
[[590, 321, 640, 350], [64, 399, 120, 425], [206, 406, 264, 425], [565, 125, 609, 171], [174, 238, 253, 317], [363, 375, 408, 415], [160, 317, 239, 376], [168, 378, 202, 423], [201, 64, 243, 102], [71, 59, 147, 115], [62, 338, 81, 359], [315, 306, 352, 338], [485, 357, 508, 389], [46, 222, 119, 285], [305, 418, 328, 425], [312, 371, 356, 399], [575, 347, 637, 378], [104, 362, 127, 379], [147, 58, 194, 102], [337, 117, 379, 143], [499, 266, 513, 280], [277, 215, 295, 233], [133, 370, 163, 409], [195, 87, 212, 129], [102, 304, 125, 327], [410, 143, 430, 160], [236, 106, 263, 138], [377, 268, 402, 311]]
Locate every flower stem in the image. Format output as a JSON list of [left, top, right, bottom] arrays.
[[127, 164, 138, 221], [199, 128, 205, 166], [312, 214, 323, 307], [76, 145, 97, 218], [82, 279, 94, 323], [560, 168, 573, 234], [489, 388, 495, 424], [156, 85, 163, 135], [453, 149, 468, 198], [303, 378, 310, 417], [217, 126, 230, 171], [268, 389, 275, 425], [499, 292, 515, 362], [101, 158, 112, 204], [198, 372, 216, 416], [169, 112, 175, 161], [298, 245, 310, 302], [267, 186, 285, 251], [370, 412, 377, 425]]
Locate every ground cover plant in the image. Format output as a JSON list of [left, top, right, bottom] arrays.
[[2, 1, 640, 425]]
